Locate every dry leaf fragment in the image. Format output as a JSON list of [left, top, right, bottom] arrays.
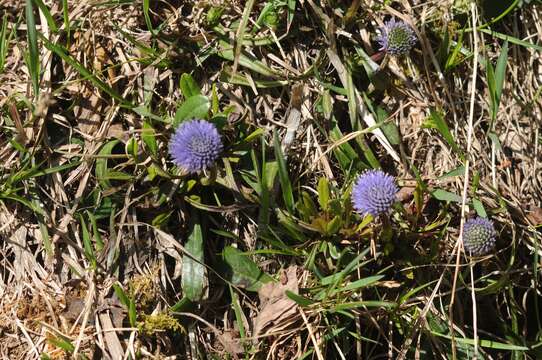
[[526, 205, 542, 226], [253, 266, 299, 340], [220, 330, 244, 355]]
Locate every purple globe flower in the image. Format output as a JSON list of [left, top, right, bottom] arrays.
[[462, 217, 497, 256], [169, 119, 223, 173], [352, 170, 398, 217], [376, 18, 417, 55]]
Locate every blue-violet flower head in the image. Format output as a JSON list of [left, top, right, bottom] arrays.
[[462, 217, 497, 256], [169, 119, 223, 173], [352, 170, 398, 217], [376, 18, 417, 55]]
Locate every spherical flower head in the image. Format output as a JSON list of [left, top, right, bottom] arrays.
[[352, 170, 398, 217], [169, 119, 223, 173], [376, 18, 417, 55], [462, 217, 497, 256]]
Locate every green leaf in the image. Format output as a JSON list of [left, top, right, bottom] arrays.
[[445, 29, 466, 71], [87, 211, 104, 250], [206, 7, 224, 26], [257, 142, 274, 234], [422, 110, 462, 158], [132, 105, 166, 122], [326, 215, 342, 235], [222, 246, 273, 291], [252, 2, 277, 31], [126, 137, 138, 159], [300, 191, 318, 218], [95, 140, 119, 189], [113, 284, 130, 307], [487, 59, 497, 120], [437, 165, 465, 179], [128, 298, 137, 327], [181, 210, 206, 302], [286, 0, 296, 29], [152, 211, 173, 227], [488, 131, 503, 152], [79, 214, 97, 269], [169, 297, 193, 312], [273, 131, 295, 213], [372, 105, 400, 145], [472, 198, 487, 218], [243, 127, 264, 143], [277, 210, 306, 242], [47, 335, 75, 353], [431, 188, 462, 203], [229, 286, 247, 340], [317, 177, 330, 211], [173, 95, 210, 127], [142, 120, 158, 156], [180, 73, 201, 97]]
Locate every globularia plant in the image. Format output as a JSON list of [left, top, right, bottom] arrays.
[[376, 18, 417, 56], [351, 170, 398, 217], [169, 119, 223, 173], [462, 217, 497, 256]]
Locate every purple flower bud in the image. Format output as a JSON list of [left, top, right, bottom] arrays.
[[169, 119, 223, 173], [352, 170, 398, 217], [462, 217, 497, 256], [376, 18, 417, 55]]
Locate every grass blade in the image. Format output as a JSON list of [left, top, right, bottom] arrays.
[[0, 16, 11, 73], [38, 33, 130, 107], [95, 140, 119, 189], [422, 109, 463, 159], [25, 0, 40, 96], [430, 331, 529, 351], [32, 0, 58, 33], [62, 0, 69, 45], [273, 130, 295, 214], [491, 40, 509, 126], [143, 0, 154, 35], [480, 28, 542, 52], [287, 0, 296, 30], [231, 0, 255, 74], [79, 214, 97, 269]]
